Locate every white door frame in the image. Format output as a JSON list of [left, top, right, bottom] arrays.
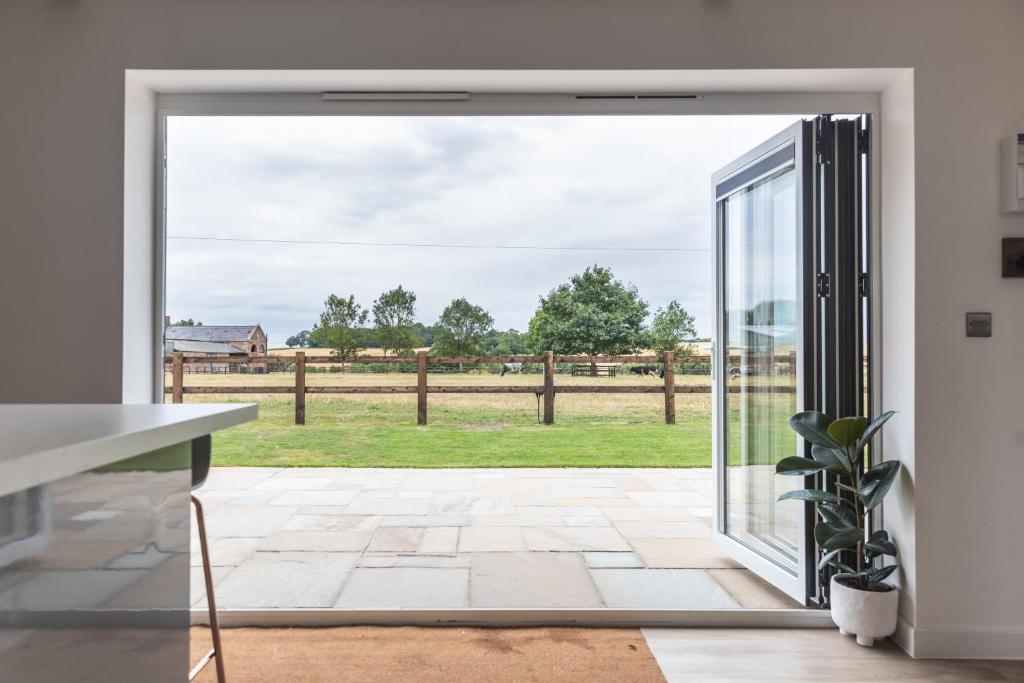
[[152, 88, 881, 626]]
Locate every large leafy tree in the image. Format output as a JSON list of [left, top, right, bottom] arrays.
[[172, 318, 202, 327], [744, 299, 796, 326], [410, 322, 437, 347], [314, 294, 369, 358], [648, 300, 698, 354], [285, 330, 311, 348], [525, 265, 649, 354], [432, 298, 495, 356], [372, 285, 418, 357], [481, 329, 528, 355]]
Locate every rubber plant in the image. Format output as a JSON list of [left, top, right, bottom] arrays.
[[775, 411, 900, 591]]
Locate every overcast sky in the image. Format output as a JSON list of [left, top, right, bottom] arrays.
[[166, 114, 801, 347]]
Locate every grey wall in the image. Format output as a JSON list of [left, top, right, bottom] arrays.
[[1, 0, 1022, 658]]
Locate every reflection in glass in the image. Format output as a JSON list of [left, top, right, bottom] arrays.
[[722, 163, 802, 571], [0, 445, 190, 683]]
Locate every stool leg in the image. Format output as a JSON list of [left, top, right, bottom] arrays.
[[190, 495, 227, 683]]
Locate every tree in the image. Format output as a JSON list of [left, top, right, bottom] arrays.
[[744, 299, 797, 326], [285, 330, 311, 348], [480, 328, 528, 355], [173, 318, 202, 326], [432, 298, 495, 359], [314, 294, 369, 358], [410, 322, 437, 348], [307, 325, 329, 349], [372, 285, 418, 357], [525, 265, 648, 355], [648, 300, 698, 354]]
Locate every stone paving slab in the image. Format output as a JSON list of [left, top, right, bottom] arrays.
[[590, 569, 740, 609], [334, 567, 469, 608], [469, 552, 602, 607], [192, 467, 798, 610], [212, 552, 359, 608]]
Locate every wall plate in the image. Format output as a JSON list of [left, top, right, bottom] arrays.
[[966, 312, 992, 338], [1002, 238, 1024, 277]]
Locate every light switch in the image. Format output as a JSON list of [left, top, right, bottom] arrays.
[[966, 312, 992, 338]]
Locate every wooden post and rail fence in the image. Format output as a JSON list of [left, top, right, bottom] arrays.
[[167, 350, 796, 426]]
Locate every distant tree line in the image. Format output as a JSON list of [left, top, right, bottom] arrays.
[[285, 265, 699, 357]]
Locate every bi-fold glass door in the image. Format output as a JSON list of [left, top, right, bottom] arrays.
[[712, 116, 870, 605]]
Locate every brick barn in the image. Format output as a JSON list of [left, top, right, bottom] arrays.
[[164, 318, 268, 372]]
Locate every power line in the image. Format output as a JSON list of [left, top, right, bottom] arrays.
[[167, 235, 711, 253]]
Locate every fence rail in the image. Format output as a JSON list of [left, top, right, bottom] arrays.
[[167, 350, 796, 426]]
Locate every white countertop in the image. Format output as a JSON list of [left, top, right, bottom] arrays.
[[0, 404, 257, 497]]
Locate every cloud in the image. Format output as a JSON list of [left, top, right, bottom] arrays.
[[166, 114, 801, 346]]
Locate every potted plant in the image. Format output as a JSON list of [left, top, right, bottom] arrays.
[[776, 410, 900, 647]]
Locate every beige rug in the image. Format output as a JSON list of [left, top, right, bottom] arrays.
[[191, 626, 666, 682]]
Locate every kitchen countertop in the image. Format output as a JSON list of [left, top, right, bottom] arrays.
[[0, 404, 257, 497]]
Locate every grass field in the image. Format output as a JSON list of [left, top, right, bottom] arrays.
[[169, 370, 793, 468]]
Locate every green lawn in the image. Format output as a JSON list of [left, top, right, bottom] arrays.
[[207, 395, 712, 468], [175, 371, 794, 468]]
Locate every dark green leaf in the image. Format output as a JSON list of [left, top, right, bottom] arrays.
[[788, 412, 839, 448], [868, 565, 898, 583], [859, 460, 901, 510], [818, 548, 842, 570], [814, 523, 861, 551], [819, 550, 857, 574], [856, 410, 897, 451], [827, 417, 868, 448], [819, 502, 859, 527], [775, 456, 827, 476], [779, 489, 839, 503], [869, 529, 890, 543], [865, 538, 898, 558], [811, 444, 852, 474]]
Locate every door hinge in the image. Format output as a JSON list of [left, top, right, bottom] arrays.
[[858, 127, 870, 155], [858, 273, 870, 298], [816, 273, 831, 298]]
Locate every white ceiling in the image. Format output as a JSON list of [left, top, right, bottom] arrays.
[[129, 68, 905, 94]]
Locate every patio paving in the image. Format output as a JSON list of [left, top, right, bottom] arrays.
[[190, 467, 800, 610]]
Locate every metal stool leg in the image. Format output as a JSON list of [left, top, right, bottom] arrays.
[[190, 495, 227, 683]]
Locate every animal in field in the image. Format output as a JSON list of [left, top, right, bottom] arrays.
[[630, 365, 664, 378], [500, 362, 523, 377]]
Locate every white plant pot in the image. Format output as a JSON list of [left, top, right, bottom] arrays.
[[829, 573, 899, 647]]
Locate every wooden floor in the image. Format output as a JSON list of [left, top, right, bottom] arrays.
[[642, 629, 1024, 682]]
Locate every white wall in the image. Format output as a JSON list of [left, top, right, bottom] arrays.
[[122, 76, 157, 404], [1, 0, 1022, 658]]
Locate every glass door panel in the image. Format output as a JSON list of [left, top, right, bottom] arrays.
[[723, 166, 801, 565], [713, 121, 812, 603]]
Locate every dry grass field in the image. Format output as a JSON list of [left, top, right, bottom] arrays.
[[267, 347, 432, 358]]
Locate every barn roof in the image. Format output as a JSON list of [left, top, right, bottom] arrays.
[[165, 325, 259, 343], [165, 340, 249, 355]]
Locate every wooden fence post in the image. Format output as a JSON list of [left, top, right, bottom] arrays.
[[171, 352, 183, 404], [663, 350, 676, 425], [543, 350, 555, 425], [295, 351, 306, 425], [417, 350, 428, 425]]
